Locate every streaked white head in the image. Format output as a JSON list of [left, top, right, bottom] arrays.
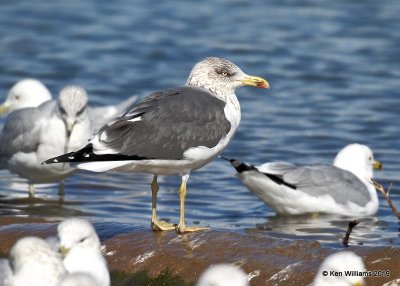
[[9, 236, 66, 285], [58, 218, 101, 254], [186, 57, 269, 100], [313, 251, 365, 286], [333, 143, 382, 181], [57, 85, 89, 138], [197, 264, 250, 286], [0, 79, 52, 113]]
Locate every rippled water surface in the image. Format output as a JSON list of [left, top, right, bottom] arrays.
[[0, 0, 399, 248]]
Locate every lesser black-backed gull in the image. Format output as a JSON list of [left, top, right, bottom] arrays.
[[43, 57, 269, 233], [0, 85, 90, 197], [223, 144, 382, 216]]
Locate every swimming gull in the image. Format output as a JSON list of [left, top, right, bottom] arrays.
[[0, 78, 138, 132], [313, 251, 365, 286], [223, 143, 382, 216], [0, 236, 66, 286], [43, 57, 269, 233], [58, 218, 110, 286], [197, 264, 250, 286], [0, 85, 90, 197]]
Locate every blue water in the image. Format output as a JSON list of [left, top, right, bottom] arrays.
[[0, 0, 399, 248]]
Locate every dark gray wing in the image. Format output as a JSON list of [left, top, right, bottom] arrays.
[[91, 86, 231, 160], [258, 164, 371, 207]]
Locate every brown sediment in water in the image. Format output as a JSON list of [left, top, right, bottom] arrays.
[[0, 216, 399, 286]]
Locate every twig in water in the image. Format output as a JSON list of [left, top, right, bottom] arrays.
[[342, 220, 360, 247], [372, 179, 400, 220]]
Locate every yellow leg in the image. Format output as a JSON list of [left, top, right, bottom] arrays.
[[28, 183, 35, 198], [176, 174, 209, 234], [151, 175, 175, 231]]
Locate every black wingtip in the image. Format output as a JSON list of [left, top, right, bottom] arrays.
[[42, 151, 78, 165], [218, 155, 256, 173]]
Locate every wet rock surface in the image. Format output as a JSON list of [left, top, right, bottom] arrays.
[[0, 216, 399, 286]]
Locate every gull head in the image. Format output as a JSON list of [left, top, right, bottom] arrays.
[[333, 143, 382, 181], [9, 236, 65, 276], [58, 218, 101, 256], [186, 57, 269, 100], [313, 251, 365, 286], [196, 264, 250, 286], [57, 85, 88, 138], [0, 79, 52, 114]]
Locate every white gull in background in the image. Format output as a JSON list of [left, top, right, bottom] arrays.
[[0, 236, 66, 286], [0, 78, 138, 132], [313, 251, 365, 286], [58, 218, 110, 286], [197, 264, 250, 286], [0, 85, 90, 197], [223, 143, 382, 216], [43, 57, 269, 233]]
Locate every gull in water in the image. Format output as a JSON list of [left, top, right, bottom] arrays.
[[58, 218, 110, 286], [0, 78, 138, 132], [313, 251, 365, 286], [0, 79, 52, 112], [0, 85, 90, 197], [197, 264, 250, 286], [0, 236, 66, 286], [223, 143, 382, 216], [43, 57, 269, 233]]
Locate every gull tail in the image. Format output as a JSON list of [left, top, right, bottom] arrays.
[[218, 155, 257, 173]]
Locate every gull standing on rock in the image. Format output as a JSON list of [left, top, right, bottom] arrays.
[[223, 143, 382, 216], [0, 236, 66, 286], [0, 78, 138, 132], [58, 218, 110, 286], [43, 57, 269, 233], [197, 264, 250, 286], [313, 251, 365, 286], [0, 85, 90, 197]]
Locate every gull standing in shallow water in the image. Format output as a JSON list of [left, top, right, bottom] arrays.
[[0, 85, 90, 197], [0, 78, 138, 132], [223, 143, 382, 216], [43, 57, 269, 233]]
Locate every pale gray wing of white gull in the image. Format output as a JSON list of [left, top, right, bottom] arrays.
[[0, 100, 56, 168], [256, 163, 371, 207], [88, 95, 138, 132]]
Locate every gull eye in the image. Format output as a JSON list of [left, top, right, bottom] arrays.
[[59, 107, 66, 115], [221, 71, 228, 77], [368, 156, 372, 161], [15, 95, 20, 100], [79, 237, 86, 243]]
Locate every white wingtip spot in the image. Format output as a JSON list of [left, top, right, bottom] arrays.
[[54, 159, 58, 163], [68, 156, 74, 160]]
